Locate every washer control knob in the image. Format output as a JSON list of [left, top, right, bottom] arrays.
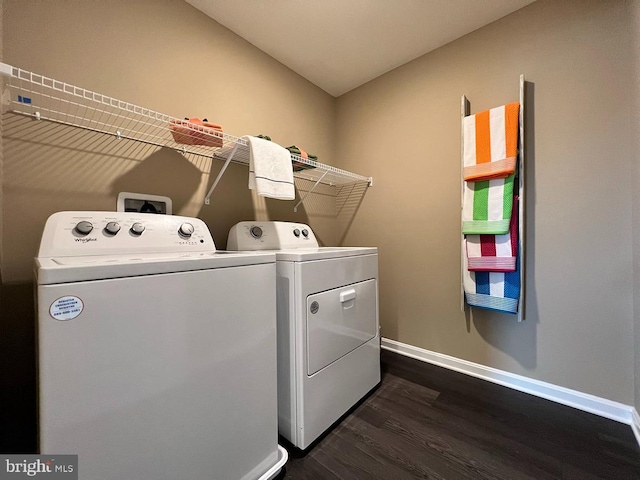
[[302, 229, 309, 237], [293, 229, 300, 237], [179, 222, 195, 237], [104, 222, 121, 235], [130, 222, 145, 235], [250, 226, 263, 239], [75, 221, 93, 235]]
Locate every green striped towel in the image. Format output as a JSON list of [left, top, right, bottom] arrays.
[[462, 173, 515, 234]]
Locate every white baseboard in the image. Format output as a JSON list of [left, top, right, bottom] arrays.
[[381, 338, 636, 429]]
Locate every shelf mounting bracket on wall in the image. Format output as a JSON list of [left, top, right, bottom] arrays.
[[293, 170, 330, 213], [204, 142, 240, 205]]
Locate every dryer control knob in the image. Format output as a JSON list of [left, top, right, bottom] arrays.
[[293, 229, 300, 237], [75, 221, 93, 235], [104, 222, 121, 235], [130, 222, 145, 235], [179, 223, 195, 237], [302, 229, 309, 237], [250, 226, 263, 239]]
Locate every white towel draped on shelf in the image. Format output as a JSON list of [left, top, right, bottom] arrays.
[[246, 135, 295, 200]]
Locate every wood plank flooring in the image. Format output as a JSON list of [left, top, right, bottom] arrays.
[[278, 350, 640, 480]]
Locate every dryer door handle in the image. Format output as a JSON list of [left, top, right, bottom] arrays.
[[340, 289, 357, 304]]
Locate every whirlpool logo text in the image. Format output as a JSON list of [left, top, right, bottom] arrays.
[[74, 237, 97, 243]]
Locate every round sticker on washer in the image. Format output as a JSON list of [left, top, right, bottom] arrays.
[[49, 296, 84, 321]]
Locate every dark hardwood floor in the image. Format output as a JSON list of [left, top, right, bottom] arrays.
[[278, 350, 640, 480]]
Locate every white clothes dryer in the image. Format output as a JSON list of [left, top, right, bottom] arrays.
[[227, 221, 380, 450], [35, 212, 286, 480]]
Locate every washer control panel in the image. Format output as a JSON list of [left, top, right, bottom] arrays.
[[38, 211, 215, 258], [227, 221, 319, 250]]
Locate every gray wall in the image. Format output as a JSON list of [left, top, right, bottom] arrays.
[[336, 0, 637, 404]]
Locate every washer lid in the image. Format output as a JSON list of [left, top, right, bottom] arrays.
[[36, 251, 276, 285]]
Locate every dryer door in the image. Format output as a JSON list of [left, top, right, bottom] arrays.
[[306, 279, 377, 376]]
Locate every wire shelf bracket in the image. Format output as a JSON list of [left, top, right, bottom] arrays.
[[204, 142, 240, 205], [294, 170, 330, 213]]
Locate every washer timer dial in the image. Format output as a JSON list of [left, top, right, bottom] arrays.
[[75, 221, 93, 235], [179, 223, 195, 237], [250, 226, 263, 239]]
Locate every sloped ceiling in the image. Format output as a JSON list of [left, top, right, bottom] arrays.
[[185, 0, 536, 97]]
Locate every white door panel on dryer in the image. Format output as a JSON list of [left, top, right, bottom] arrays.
[[306, 279, 377, 375]]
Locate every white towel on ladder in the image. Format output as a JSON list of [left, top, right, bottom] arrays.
[[246, 135, 295, 200]]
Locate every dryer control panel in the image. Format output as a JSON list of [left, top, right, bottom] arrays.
[[228, 221, 319, 250], [37, 211, 215, 258]]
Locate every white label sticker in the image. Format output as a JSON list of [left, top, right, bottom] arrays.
[[50, 296, 84, 321]]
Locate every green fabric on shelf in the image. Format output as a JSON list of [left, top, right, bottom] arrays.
[[285, 145, 317, 161], [286, 145, 317, 171]]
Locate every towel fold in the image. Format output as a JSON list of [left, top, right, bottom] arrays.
[[463, 249, 521, 314], [462, 173, 515, 234], [466, 196, 518, 272], [463, 102, 519, 182], [169, 117, 223, 147], [246, 135, 295, 200], [286, 145, 317, 172]]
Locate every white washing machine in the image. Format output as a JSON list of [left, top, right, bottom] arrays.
[[227, 221, 380, 450], [35, 211, 287, 480]]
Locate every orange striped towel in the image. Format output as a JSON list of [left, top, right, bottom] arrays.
[[463, 102, 519, 182], [169, 117, 223, 148]]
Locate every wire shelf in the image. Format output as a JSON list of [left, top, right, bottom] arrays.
[[0, 62, 372, 203], [211, 143, 371, 186]]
